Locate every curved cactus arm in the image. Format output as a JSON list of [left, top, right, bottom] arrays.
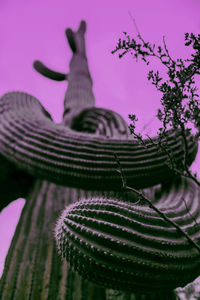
[[0, 91, 198, 190], [54, 176, 200, 293], [32, 21, 87, 83], [65, 28, 77, 53], [33, 60, 67, 81]]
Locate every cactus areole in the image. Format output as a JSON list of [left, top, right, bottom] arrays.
[[0, 20, 200, 297]]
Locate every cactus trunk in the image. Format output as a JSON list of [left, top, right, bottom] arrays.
[[0, 180, 107, 300], [0, 180, 178, 299]]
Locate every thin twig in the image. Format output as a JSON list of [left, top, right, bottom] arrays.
[[182, 197, 200, 229], [163, 36, 174, 63], [146, 132, 179, 173], [128, 187, 200, 252], [114, 153, 200, 253], [113, 152, 127, 189], [128, 11, 141, 36]]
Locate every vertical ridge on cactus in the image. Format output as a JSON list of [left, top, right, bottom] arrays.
[[0, 181, 108, 299]]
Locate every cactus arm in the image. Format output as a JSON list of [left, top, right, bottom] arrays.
[[33, 60, 67, 81], [0, 180, 107, 300], [54, 176, 200, 293], [0, 91, 198, 190]]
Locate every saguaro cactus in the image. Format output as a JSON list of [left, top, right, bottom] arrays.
[[0, 20, 199, 299]]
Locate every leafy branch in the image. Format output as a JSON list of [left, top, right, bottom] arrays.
[[112, 27, 200, 186]]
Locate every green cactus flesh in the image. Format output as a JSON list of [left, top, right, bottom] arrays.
[[55, 176, 200, 293], [0, 92, 198, 191]]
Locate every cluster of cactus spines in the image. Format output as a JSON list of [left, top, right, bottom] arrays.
[[54, 176, 200, 293]]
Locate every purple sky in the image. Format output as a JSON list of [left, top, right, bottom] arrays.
[[0, 0, 200, 277]]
